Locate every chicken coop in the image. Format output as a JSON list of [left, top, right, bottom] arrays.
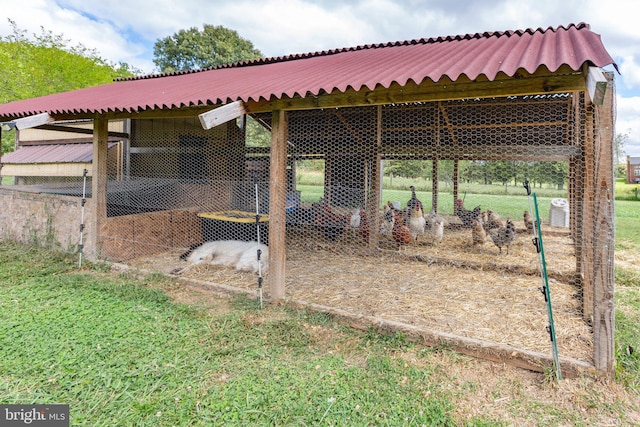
[[0, 24, 617, 377]]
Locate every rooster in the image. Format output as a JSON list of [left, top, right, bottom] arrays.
[[488, 219, 516, 254], [407, 185, 422, 212], [454, 198, 481, 228], [471, 218, 487, 245], [523, 210, 535, 234], [392, 210, 412, 249], [314, 199, 348, 241], [408, 200, 426, 244]]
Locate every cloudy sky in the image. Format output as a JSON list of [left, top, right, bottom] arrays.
[[2, 0, 639, 156]]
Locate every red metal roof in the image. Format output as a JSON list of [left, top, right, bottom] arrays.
[[0, 23, 617, 120], [1, 143, 116, 163]]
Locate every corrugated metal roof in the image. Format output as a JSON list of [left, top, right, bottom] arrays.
[[0, 23, 617, 120], [1, 143, 115, 163]]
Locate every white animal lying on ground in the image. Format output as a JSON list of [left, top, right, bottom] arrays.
[[176, 240, 269, 275]]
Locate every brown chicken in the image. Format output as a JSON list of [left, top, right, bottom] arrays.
[[392, 210, 412, 248], [489, 219, 516, 254], [471, 218, 487, 245], [524, 210, 535, 234], [358, 208, 369, 242]]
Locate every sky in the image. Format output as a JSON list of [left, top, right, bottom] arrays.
[[1, 0, 639, 157]]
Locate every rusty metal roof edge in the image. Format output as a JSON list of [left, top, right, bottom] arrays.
[[117, 23, 593, 83]]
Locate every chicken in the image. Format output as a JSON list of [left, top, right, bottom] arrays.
[[488, 219, 516, 254], [408, 200, 426, 244], [471, 218, 487, 245], [426, 209, 448, 229], [524, 210, 535, 234], [484, 209, 504, 230], [314, 199, 348, 241], [407, 185, 422, 212], [454, 198, 481, 228], [428, 217, 444, 247], [380, 201, 395, 236], [350, 208, 361, 229], [357, 208, 370, 242], [392, 210, 412, 248]]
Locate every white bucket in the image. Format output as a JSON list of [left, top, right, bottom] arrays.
[[549, 198, 569, 228]]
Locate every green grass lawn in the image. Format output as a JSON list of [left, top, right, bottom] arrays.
[[1, 180, 639, 425], [1, 242, 638, 426], [0, 243, 465, 426]]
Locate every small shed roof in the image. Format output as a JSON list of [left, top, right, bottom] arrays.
[[0, 22, 616, 120], [1, 142, 116, 164]]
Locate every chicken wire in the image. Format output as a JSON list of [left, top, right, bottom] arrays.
[[91, 93, 612, 363]]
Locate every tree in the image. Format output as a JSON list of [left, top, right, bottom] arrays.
[[1, 20, 136, 155], [614, 132, 628, 178], [383, 160, 429, 179], [153, 25, 262, 72]]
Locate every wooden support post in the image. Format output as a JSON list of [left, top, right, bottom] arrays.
[[367, 106, 382, 252], [571, 93, 585, 295], [582, 99, 595, 322], [268, 110, 287, 301], [90, 117, 109, 257], [432, 159, 439, 212], [453, 160, 459, 204], [592, 72, 616, 376]]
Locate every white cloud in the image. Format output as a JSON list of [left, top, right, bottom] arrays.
[[616, 95, 640, 156], [1, 0, 640, 155]]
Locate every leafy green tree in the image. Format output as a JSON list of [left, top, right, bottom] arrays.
[[153, 25, 262, 72], [614, 132, 628, 178], [383, 160, 429, 179], [0, 20, 137, 155]]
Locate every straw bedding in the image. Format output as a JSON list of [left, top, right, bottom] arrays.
[[127, 216, 592, 364]]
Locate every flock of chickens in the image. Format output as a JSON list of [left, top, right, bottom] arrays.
[[310, 186, 536, 255]]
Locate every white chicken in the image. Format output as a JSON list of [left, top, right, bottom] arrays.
[[407, 200, 426, 244], [426, 209, 448, 229], [428, 217, 444, 247]]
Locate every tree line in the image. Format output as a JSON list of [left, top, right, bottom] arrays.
[[384, 160, 569, 189]]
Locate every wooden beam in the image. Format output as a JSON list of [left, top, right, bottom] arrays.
[[268, 110, 287, 301], [286, 299, 597, 379], [247, 72, 587, 113], [37, 124, 129, 138], [198, 100, 247, 130], [586, 67, 607, 105], [592, 72, 616, 376], [367, 105, 382, 253], [90, 117, 109, 258], [14, 112, 54, 130]]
